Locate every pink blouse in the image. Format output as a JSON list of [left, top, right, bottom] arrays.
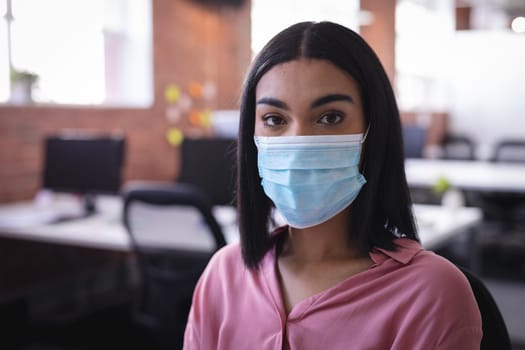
[[184, 237, 482, 349]]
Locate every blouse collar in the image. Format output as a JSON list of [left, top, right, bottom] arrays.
[[369, 238, 423, 266]]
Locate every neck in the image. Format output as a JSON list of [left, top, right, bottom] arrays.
[[282, 207, 362, 262]]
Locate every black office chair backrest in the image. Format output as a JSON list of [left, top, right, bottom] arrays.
[[491, 139, 525, 163], [123, 182, 227, 253], [441, 134, 476, 161], [457, 266, 511, 350], [122, 182, 227, 349]]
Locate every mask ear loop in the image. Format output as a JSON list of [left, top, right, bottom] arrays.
[[358, 124, 370, 174], [361, 125, 371, 144]]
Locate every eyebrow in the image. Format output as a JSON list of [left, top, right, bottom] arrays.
[[256, 97, 289, 110], [310, 94, 354, 108], [256, 94, 354, 111]]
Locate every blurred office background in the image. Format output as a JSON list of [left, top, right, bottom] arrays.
[[0, 0, 524, 349]]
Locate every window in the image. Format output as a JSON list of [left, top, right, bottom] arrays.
[[251, 0, 359, 56], [395, 0, 454, 111], [0, 0, 153, 107]]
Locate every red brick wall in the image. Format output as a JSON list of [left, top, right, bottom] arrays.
[[456, 6, 472, 30], [359, 0, 396, 84], [0, 0, 251, 203]]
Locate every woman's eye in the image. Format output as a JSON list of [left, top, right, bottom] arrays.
[[263, 115, 286, 127], [318, 112, 343, 125]]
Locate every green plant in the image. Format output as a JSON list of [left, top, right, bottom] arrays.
[[432, 176, 451, 195], [10, 69, 39, 85]]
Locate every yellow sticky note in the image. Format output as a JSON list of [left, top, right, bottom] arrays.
[[200, 109, 212, 128], [164, 84, 181, 104], [166, 128, 184, 146]]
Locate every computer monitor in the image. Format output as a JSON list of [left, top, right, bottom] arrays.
[[402, 125, 427, 159], [177, 137, 237, 206], [42, 134, 126, 216]]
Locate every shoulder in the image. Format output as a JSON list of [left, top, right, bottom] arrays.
[[187, 244, 246, 324], [375, 239, 481, 323], [410, 249, 473, 296], [390, 248, 482, 347], [184, 244, 244, 349], [380, 238, 474, 295], [199, 243, 245, 287], [404, 249, 482, 329], [208, 242, 244, 268], [389, 247, 477, 313], [375, 238, 474, 296]]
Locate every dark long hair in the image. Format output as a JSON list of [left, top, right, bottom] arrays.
[[237, 21, 418, 269]]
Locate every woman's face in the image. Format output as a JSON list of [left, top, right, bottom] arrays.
[[254, 59, 365, 137]]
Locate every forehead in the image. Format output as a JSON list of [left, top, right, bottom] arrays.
[[255, 59, 361, 101]]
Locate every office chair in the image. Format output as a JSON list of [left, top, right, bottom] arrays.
[[441, 134, 476, 161], [490, 139, 525, 163], [440, 133, 482, 209], [478, 140, 525, 280], [122, 182, 227, 349], [481, 139, 525, 228], [457, 266, 511, 350]]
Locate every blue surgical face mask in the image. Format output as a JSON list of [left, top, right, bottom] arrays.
[[254, 132, 368, 229]]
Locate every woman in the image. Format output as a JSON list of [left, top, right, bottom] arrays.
[[184, 21, 482, 349]]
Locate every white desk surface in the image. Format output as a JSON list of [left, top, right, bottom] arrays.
[[405, 158, 525, 193], [0, 195, 481, 252], [413, 204, 481, 249], [0, 195, 129, 251]]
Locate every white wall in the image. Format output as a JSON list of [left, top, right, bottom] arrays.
[[448, 31, 525, 160], [251, 0, 359, 55]]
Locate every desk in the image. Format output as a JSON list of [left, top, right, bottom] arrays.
[[405, 159, 525, 193], [0, 195, 482, 304], [0, 195, 238, 252], [0, 195, 481, 252], [414, 204, 481, 249], [0, 195, 129, 251]]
